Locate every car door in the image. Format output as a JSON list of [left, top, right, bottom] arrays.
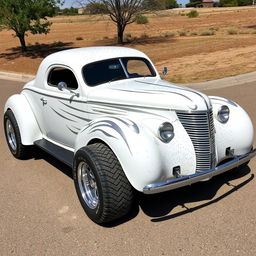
[[40, 65, 90, 148]]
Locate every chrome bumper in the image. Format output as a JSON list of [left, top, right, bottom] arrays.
[[143, 149, 256, 194]]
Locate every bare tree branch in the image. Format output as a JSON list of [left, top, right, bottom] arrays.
[[76, 0, 147, 44]]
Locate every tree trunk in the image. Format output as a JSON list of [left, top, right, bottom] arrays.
[[117, 24, 125, 45], [18, 35, 27, 52]]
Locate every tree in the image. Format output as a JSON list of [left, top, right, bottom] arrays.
[[186, 0, 203, 7], [85, 2, 108, 14], [0, 0, 61, 52], [165, 0, 179, 9], [62, 7, 79, 15], [142, 0, 166, 10], [78, 0, 145, 44], [218, 0, 238, 6], [142, 0, 178, 10]]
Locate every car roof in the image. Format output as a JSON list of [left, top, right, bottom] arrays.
[[41, 46, 148, 68]]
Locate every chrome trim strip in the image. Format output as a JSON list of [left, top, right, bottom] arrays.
[[22, 88, 85, 103], [143, 149, 256, 194]]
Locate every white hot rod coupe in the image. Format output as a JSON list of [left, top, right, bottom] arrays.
[[4, 47, 256, 224]]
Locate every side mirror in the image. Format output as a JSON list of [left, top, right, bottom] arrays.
[[162, 67, 168, 76], [57, 81, 68, 91], [57, 81, 80, 98]]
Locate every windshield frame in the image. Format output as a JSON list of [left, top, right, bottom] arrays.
[[82, 57, 157, 87]]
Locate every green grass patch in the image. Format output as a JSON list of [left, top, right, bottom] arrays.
[[187, 10, 199, 18], [227, 29, 238, 35], [136, 15, 148, 24], [200, 30, 215, 36]]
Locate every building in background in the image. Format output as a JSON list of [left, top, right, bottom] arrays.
[[78, 8, 86, 14], [202, 0, 215, 7]]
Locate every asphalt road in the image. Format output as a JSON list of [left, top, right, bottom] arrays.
[[1, 79, 256, 256]]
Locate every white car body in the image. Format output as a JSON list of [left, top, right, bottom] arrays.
[[4, 46, 256, 194]]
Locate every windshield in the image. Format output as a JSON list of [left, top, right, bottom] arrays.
[[82, 57, 156, 86]]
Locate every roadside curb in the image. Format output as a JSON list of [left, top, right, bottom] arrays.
[[0, 70, 255, 90], [0, 71, 35, 83], [183, 71, 256, 90]]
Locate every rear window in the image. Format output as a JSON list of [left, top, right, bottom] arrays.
[[48, 67, 78, 90], [82, 57, 156, 86]]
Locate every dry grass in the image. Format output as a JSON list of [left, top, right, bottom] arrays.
[[0, 6, 256, 83]]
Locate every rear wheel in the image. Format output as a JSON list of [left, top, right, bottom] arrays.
[[73, 143, 133, 224], [4, 109, 31, 159]]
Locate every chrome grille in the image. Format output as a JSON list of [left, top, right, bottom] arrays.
[[176, 110, 216, 172]]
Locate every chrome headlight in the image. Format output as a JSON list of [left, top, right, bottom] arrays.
[[159, 122, 174, 142], [217, 105, 230, 123]]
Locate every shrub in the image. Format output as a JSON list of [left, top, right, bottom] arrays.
[[209, 27, 219, 32], [163, 32, 175, 38], [227, 29, 238, 35], [239, 30, 249, 34], [190, 31, 198, 36], [124, 33, 133, 42], [200, 30, 215, 36], [187, 10, 199, 18], [136, 15, 148, 24], [140, 33, 149, 39], [76, 36, 83, 40], [178, 31, 187, 36]]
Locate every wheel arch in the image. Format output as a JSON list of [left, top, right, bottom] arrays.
[[74, 116, 162, 192], [4, 94, 42, 145]]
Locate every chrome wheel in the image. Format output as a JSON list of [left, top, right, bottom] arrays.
[[6, 119, 17, 152], [77, 161, 99, 209]]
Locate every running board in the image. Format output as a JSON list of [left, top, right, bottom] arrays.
[[34, 139, 74, 168]]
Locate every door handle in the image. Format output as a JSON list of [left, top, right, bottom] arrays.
[[40, 97, 47, 105]]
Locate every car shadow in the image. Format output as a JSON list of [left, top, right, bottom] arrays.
[[31, 149, 253, 226], [0, 41, 74, 60], [138, 166, 253, 223], [33, 147, 73, 179]]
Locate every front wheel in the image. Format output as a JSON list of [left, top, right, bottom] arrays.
[[4, 109, 31, 159], [73, 143, 134, 224]]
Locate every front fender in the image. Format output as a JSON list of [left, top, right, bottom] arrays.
[[74, 115, 196, 192], [210, 96, 254, 163], [4, 94, 42, 145], [74, 116, 162, 191]]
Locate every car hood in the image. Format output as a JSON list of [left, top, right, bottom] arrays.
[[87, 78, 211, 112]]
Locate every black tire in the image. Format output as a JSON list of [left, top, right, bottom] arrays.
[[4, 109, 31, 159], [73, 143, 133, 224]]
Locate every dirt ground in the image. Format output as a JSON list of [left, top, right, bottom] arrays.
[[0, 6, 256, 83]]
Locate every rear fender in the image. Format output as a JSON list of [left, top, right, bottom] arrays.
[[4, 94, 42, 145]]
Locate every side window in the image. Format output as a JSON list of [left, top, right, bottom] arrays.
[[47, 67, 78, 90], [126, 59, 151, 77]]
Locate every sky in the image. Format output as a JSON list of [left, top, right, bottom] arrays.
[[61, 0, 190, 9]]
